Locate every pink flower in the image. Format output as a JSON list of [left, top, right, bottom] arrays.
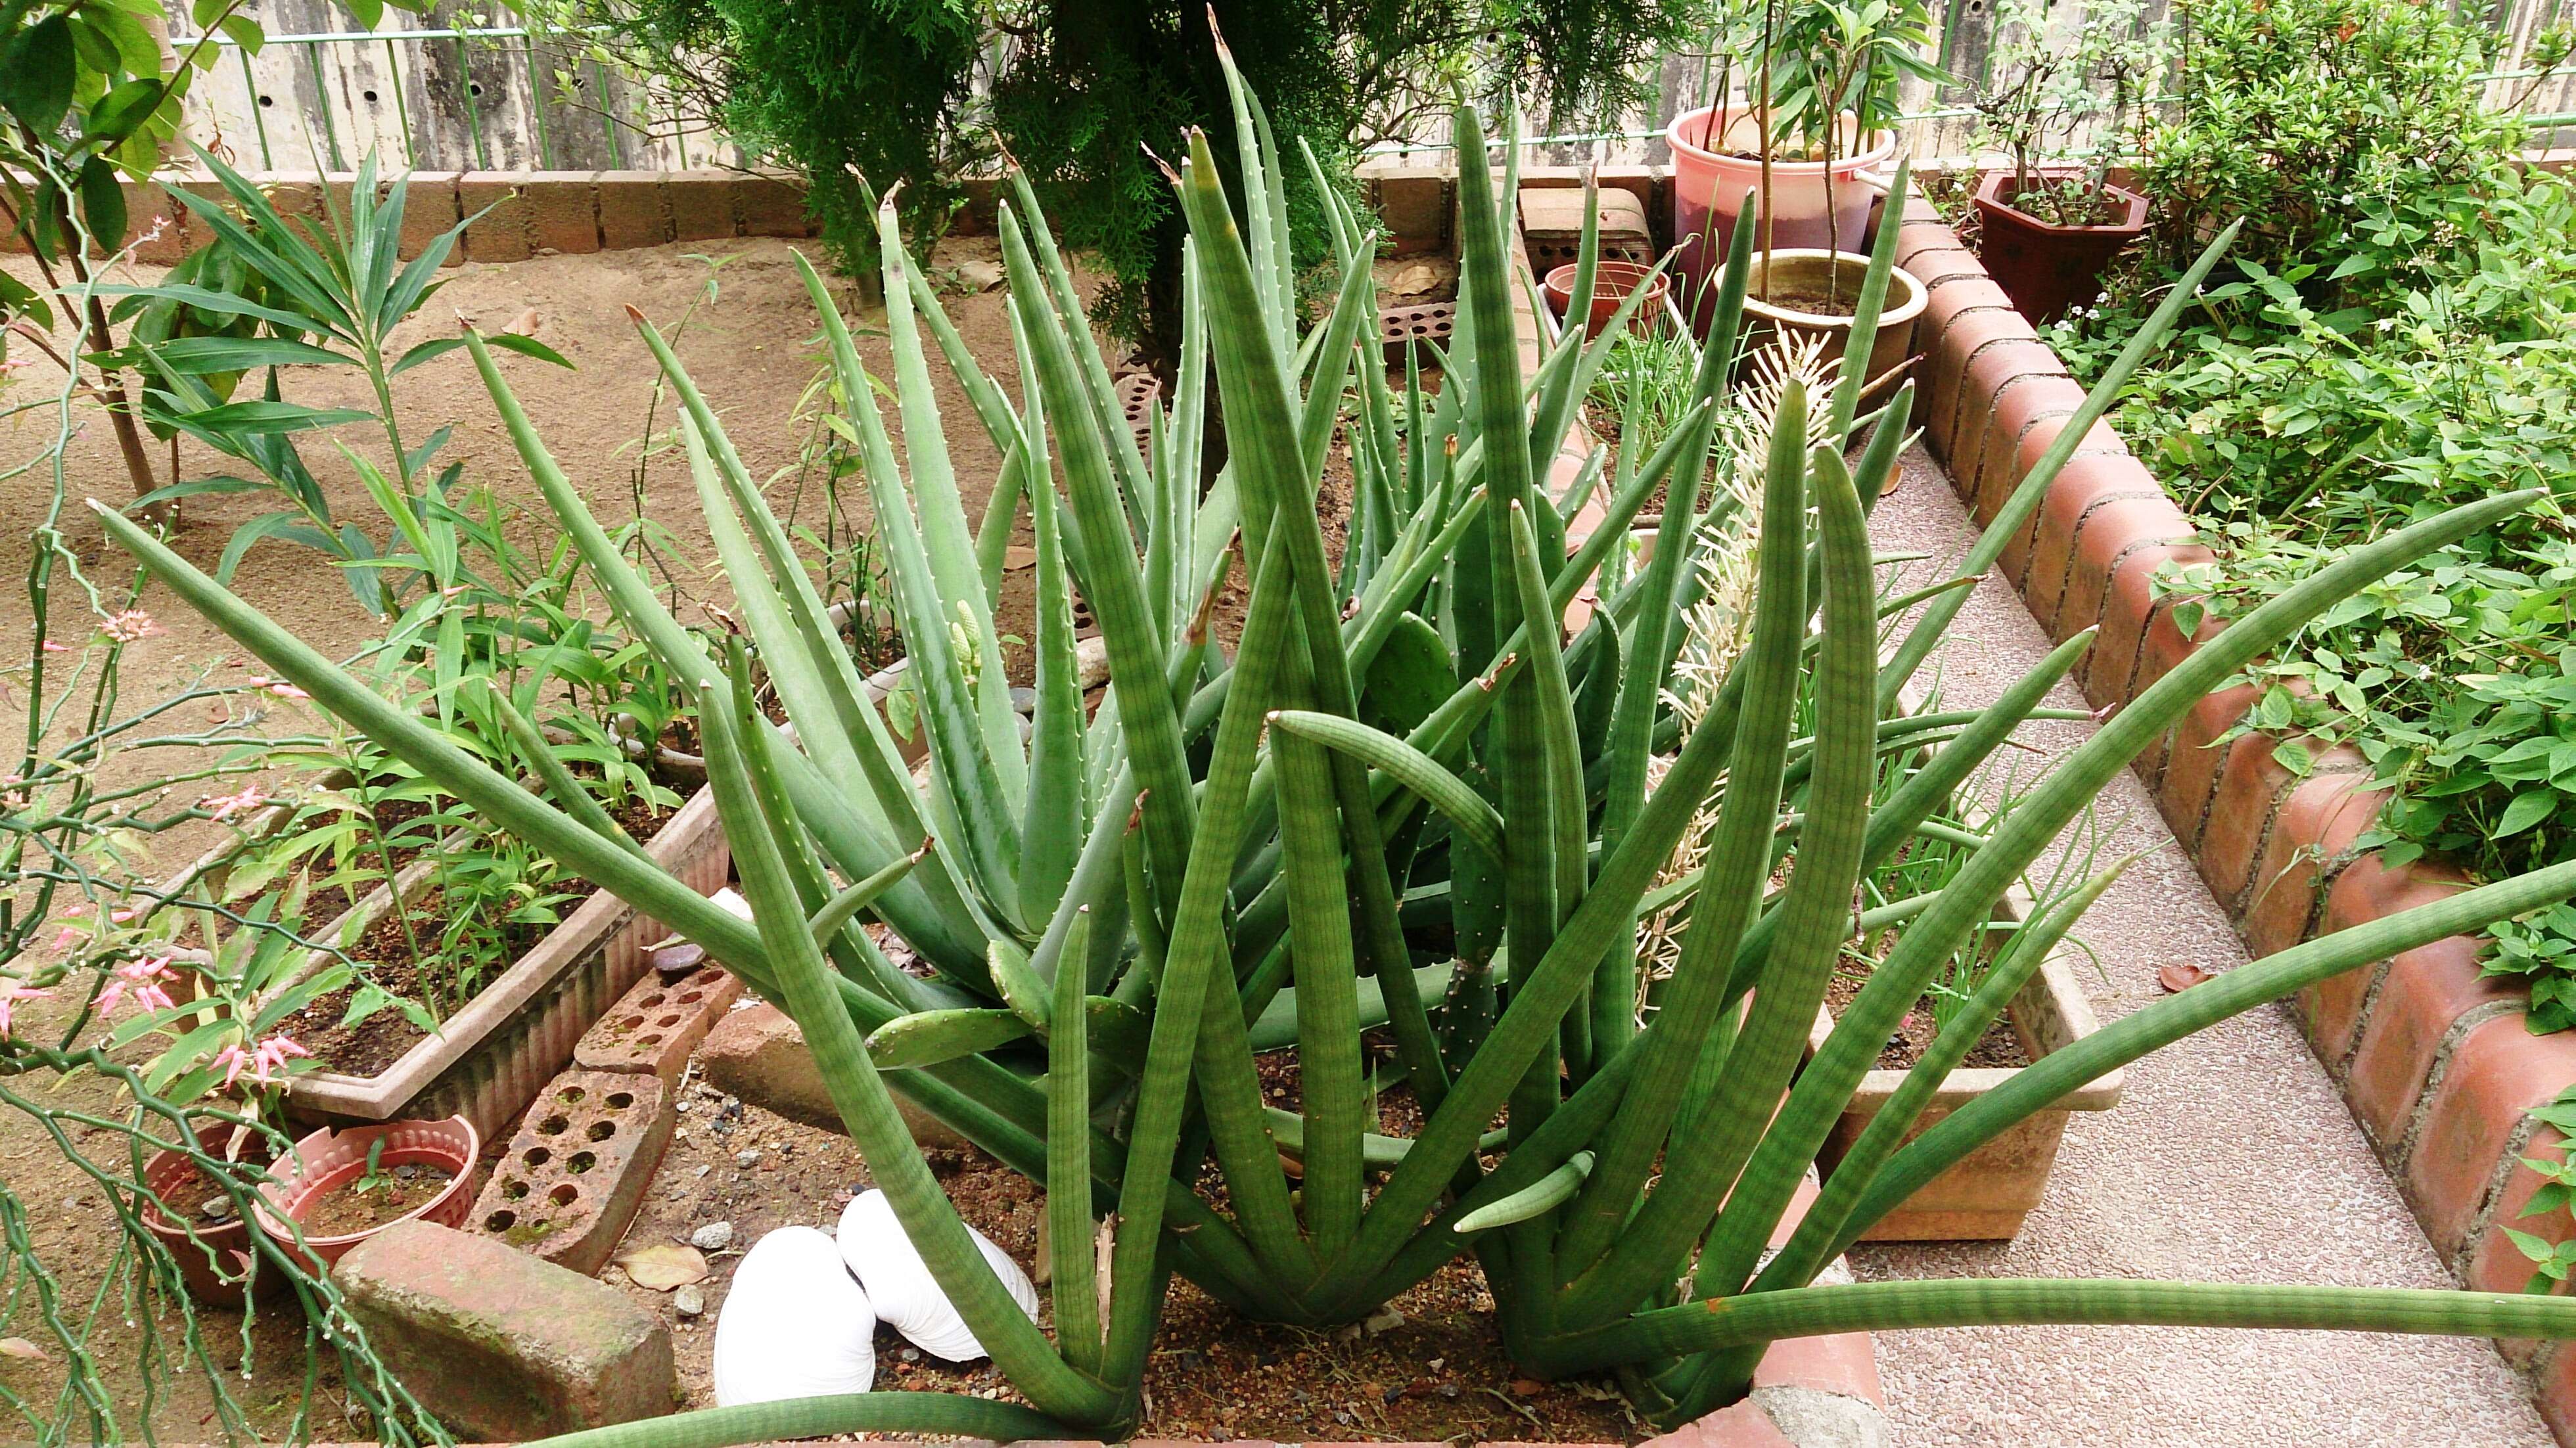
[[218, 1033, 310, 1088], [49, 902, 143, 951], [201, 784, 268, 821], [39, 640, 66, 653], [0, 980, 49, 1038], [246, 676, 310, 700], [93, 955, 178, 1016], [100, 610, 161, 644]]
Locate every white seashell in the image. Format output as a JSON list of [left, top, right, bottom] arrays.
[[836, 1189, 1038, 1361], [712, 1226, 876, 1407]]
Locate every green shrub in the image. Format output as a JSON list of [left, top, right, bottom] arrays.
[[2061, 0, 2576, 1026]]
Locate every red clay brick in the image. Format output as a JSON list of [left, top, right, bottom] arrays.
[[336, 1220, 673, 1438], [2055, 495, 2193, 644], [1923, 318, 2035, 470], [1751, 1330, 1884, 1407], [663, 173, 738, 244], [2345, 935, 2520, 1153], [2197, 731, 2309, 907], [388, 171, 461, 260], [2240, 767, 2386, 959], [2463, 1123, 2569, 1304], [575, 963, 743, 1083], [595, 171, 669, 250], [457, 173, 535, 263], [2124, 568, 2221, 706], [2084, 541, 2213, 709], [1642, 1402, 1797, 1448], [738, 175, 813, 238], [1949, 341, 2065, 473], [2404, 1013, 2576, 1258], [470, 1071, 674, 1276], [521, 176, 599, 254], [1973, 379, 2091, 524], [2018, 470, 2148, 635], [2157, 684, 2257, 839], [2302, 856, 2472, 1066]]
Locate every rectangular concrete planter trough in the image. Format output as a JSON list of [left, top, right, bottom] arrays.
[[1807, 893, 2123, 1240], [253, 782, 729, 1141]]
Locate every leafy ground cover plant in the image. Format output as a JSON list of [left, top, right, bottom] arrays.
[[2056, 0, 2576, 1028], [89, 58, 2576, 1447]]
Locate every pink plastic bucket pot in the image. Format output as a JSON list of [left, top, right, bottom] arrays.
[[1667, 103, 1896, 326], [254, 1115, 480, 1267]]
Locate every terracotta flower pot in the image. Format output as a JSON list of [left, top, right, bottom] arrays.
[[139, 1127, 281, 1308], [1725, 249, 1927, 403], [253, 1116, 480, 1268], [1541, 260, 1671, 340], [1970, 170, 2150, 325]]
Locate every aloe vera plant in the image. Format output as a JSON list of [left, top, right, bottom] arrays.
[[93, 59, 2576, 1445]]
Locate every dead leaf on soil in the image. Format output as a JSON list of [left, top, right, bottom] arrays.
[[0, 1337, 48, 1362], [2157, 962, 2215, 993], [615, 1241, 708, 1291], [1003, 547, 1040, 571]]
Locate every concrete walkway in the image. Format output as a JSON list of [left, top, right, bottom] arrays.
[[1856, 447, 2551, 1447]]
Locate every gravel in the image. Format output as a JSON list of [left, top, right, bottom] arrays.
[[1858, 448, 2552, 1447]]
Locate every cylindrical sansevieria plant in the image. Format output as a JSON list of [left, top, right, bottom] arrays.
[[93, 49, 2576, 1448]]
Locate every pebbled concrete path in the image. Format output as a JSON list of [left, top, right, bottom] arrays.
[[1854, 447, 2552, 1447]]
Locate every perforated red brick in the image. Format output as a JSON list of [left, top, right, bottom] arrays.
[[470, 1071, 674, 1277], [1381, 301, 1456, 362], [574, 962, 743, 1084]]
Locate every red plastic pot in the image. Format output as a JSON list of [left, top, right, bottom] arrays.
[[1542, 260, 1671, 340], [253, 1116, 480, 1268], [1971, 170, 2150, 325], [139, 1127, 281, 1308]]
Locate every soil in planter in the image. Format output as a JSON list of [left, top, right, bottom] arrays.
[[296, 1162, 456, 1237], [281, 794, 680, 1075], [1754, 280, 1861, 318], [618, 1064, 1640, 1440], [1822, 968, 2033, 1070], [149, 1156, 270, 1231]]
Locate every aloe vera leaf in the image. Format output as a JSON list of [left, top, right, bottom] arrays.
[[1023, 471, 1084, 924], [1098, 545, 1299, 1386], [1456, 1152, 1595, 1235], [864, 1008, 1036, 1070], [1271, 655, 1367, 1257], [1539, 1277, 2576, 1380], [1049, 907, 1103, 1374], [875, 199, 1028, 798], [1696, 484, 2544, 1311], [998, 206, 1199, 922], [1822, 157, 1912, 440], [699, 677, 1111, 1418], [511, 1389, 1070, 1448], [1550, 378, 1813, 1285]]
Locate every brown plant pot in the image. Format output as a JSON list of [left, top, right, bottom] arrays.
[[256, 782, 731, 1141], [1728, 249, 1927, 404], [1541, 260, 1672, 339], [252, 1116, 480, 1269], [138, 1126, 282, 1309], [1970, 170, 2150, 325], [1806, 886, 2123, 1240]]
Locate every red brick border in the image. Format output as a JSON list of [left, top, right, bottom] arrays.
[[1904, 211, 2576, 1441], [17, 168, 821, 267]]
